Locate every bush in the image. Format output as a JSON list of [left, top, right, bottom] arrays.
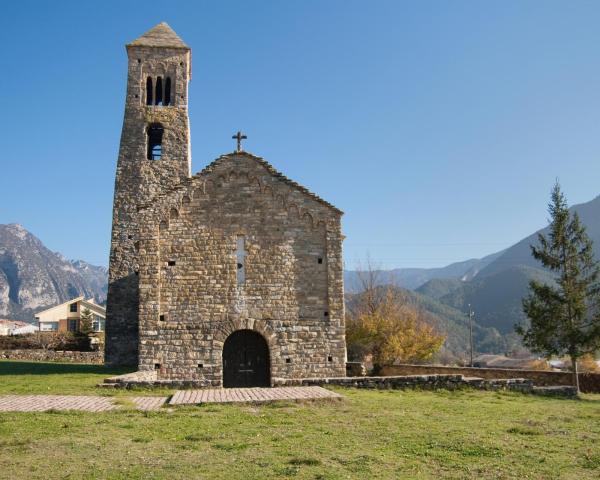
[[346, 287, 445, 370], [0, 332, 92, 351]]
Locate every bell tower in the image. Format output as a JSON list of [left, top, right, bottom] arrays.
[[105, 23, 191, 366]]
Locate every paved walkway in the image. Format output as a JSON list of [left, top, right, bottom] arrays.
[[169, 386, 342, 405], [0, 395, 168, 412], [0, 387, 340, 412]]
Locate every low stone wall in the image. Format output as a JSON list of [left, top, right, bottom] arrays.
[[0, 349, 104, 364], [380, 364, 600, 393], [100, 370, 534, 393], [276, 374, 534, 393]]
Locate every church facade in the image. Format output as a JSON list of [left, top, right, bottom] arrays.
[[105, 23, 347, 387]]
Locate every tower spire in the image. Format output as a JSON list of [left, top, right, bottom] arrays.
[[128, 22, 189, 49]]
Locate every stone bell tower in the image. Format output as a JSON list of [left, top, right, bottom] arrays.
[[105, 23, 192, 366]]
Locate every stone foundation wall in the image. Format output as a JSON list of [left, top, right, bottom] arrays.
[[100, 371, 534, 394], [0, 349, 104, 364], [380, 364, 600, 393], [271, 374, 534, 393]]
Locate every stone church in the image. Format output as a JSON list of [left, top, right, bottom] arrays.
[[105, 23, 347, 387]]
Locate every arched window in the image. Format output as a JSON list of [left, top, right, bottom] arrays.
[[146, 77, 153, 105], [147, 124, 164, 160], [155, 77, 163, 106], [164, 77, 171, 106]]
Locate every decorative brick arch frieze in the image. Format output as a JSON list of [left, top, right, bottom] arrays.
[[142, 161, 335, 235]]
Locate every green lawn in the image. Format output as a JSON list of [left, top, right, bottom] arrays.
[[1, 360, 599, 479], [0, 360, 172, 396]]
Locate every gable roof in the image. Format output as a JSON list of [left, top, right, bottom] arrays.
[[35, 296, 84, 318], [128, 22, 189, 50], [33, 297, 106, 320], [139, 151, 343, 215], [197, 152, 343, 214], [80, 300, 106, 318]]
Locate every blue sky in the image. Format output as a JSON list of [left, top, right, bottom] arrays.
[[2, 1, 600, 269]]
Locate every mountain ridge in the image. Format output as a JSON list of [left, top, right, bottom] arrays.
[[345, 192, 600, 343], [0, 223, 108, 322]]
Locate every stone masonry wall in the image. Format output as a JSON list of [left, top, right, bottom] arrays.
[[105, 43, 191, 367], [0, 349, 104, 364], [380, 364, 600, 394], [136, 152, 346, 385]]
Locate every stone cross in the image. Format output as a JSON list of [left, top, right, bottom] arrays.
[[232, 131, 247, 152]]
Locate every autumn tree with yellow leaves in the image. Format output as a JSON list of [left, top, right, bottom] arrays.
[[346, 259, 446, 370]]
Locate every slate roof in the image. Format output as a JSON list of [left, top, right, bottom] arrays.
[[128, 22, 189, 49]]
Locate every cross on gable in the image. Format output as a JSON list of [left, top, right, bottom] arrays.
[[232, 131, 247, 152]]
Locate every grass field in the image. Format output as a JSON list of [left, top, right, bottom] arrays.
[[0, 360, 171, 396], [1, 360, 599, 479]]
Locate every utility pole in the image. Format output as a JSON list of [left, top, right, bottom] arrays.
[[467, 304, 475, 367]]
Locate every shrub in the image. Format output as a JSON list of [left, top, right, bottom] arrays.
[[0, 332, 91, 351]]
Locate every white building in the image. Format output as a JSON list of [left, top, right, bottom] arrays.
[[35, 297, 106, 333], [0, 319, 38, 336]]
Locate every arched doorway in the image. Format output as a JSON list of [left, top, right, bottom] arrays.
[[222, 330, 270, 388]]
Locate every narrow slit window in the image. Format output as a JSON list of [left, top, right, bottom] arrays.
[[236, 236, 246, 285], [146, 77, 153, 105], [164, 77, 171, 106], [155, 76, 163, 105], [147, 124, 164, 160]]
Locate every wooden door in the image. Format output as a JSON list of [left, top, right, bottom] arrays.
[[222, 330, 270, 388]]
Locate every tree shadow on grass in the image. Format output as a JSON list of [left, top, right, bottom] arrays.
[[0, 360, 133, 376]]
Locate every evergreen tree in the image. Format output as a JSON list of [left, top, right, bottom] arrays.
[[79, 307, 94, 337], [518, 182, 600, 392]]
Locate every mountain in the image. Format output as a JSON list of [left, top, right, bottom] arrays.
[[417, 265, 554, 334], [416, 196, 600, 335], [0, 224, 108, 322], [477, 195, 600, 278], [349, 193, 600, 351], [344, 251, 502, 292], [421, 195, 600, 334]]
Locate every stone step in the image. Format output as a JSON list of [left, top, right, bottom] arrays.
[[532, 386, 578, 398], [169, 386, 342, 405]]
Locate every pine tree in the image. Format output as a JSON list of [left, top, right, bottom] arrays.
[[518, 182, 600, 392], [79, 308, 94, 337]]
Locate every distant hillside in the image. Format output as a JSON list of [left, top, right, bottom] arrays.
[[348, 193, 600, 344], [417, 265, 554, 334], [344, 251, 501, 292], [420, 195, 600, 335], [416, 278, 464, 300], [0, 224, 108, 322], [478, 195, 600, 278]]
